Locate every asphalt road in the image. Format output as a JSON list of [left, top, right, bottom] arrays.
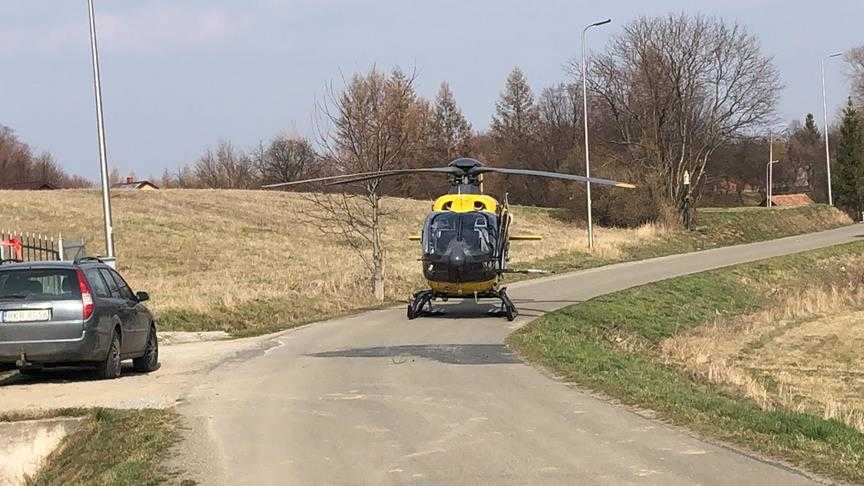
[[178, 225, 863, 485]]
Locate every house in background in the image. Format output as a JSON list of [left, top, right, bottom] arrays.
[[112, 176, 159, 191]]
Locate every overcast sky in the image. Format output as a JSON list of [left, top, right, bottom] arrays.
[[0, 0, 860, 180]]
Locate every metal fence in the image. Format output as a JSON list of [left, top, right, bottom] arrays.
[[0, 231, 87, 262]]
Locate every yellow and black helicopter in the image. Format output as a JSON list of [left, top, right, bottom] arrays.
[[265, 158, 634, 321]]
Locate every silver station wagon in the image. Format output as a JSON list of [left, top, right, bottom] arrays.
[[0, 258, 158, 379]]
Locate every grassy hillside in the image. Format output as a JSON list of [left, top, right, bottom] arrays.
[[510, 243, 864, 482], [0, 190, 850, 335]]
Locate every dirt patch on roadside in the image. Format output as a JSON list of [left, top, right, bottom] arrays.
[[0, 416, 85, 485]]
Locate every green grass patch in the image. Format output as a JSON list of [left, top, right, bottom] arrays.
[[509, 242, 864, 482], [28, 408, 181, 486]]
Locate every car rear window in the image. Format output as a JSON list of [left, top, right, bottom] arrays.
[[0, 268, 81, 301]]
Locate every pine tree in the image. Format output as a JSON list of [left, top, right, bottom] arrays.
[[803, 113, 820, 145], [833, 99, 864, 216], [488, 67, 544, 204], [786, 113, 825, 199], [490, 67, 537, 146], [428, 82, 473, 160]]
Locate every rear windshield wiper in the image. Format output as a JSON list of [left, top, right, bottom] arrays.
[[0, 294, 28, 300]]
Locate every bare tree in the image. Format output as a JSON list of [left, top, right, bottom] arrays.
[[0, 125, 90, 188], [850, 46, 864, 106], [256, 135, 318, 186], [305, 68, 425, 300], [178, 166, 194, 188], [194, 141, 258, 189], [535, 83, 582, 170], [391, 82, 473, 199], [585, 14, 781, 207], [194, 149, 221, 188], [707, 137, 768, 205]]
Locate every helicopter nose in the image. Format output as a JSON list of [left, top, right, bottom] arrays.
[[448, 244, 466, 266]]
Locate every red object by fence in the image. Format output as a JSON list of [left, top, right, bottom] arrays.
[[1, 236, 23, 260]]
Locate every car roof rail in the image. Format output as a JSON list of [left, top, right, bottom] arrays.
[[74, 256, 104, 265]]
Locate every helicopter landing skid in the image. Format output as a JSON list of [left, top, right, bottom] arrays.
[[407, 288, 518, 321], [407, 290, 441, 320], [487, 287, 518, 322]]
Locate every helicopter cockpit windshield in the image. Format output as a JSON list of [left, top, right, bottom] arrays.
[[423, 212, 498, 257]]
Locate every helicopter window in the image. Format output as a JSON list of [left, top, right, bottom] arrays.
[[426, 213, 459, 254], [461, 213, 497, 256], [423, 212, 498, 256]]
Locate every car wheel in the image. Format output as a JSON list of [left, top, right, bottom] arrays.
[[95, 332, 122, 380], [133, 326, 159, 373]]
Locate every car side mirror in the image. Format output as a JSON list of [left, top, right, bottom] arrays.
[[136, 291, 150, 302]]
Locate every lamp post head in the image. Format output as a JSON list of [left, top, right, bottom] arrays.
[[584, 18, 612, 32]]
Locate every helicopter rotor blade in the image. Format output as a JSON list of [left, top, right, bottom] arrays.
[[262, 172, 384, 189], [471, 166, 636, 188], [323, 167, 463, 186], [262, 166, 462, 189]]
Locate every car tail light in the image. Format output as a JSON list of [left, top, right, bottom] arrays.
[[75, 268, 94, 320]]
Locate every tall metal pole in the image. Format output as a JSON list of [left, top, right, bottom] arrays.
[[821, 52, 843, 207], [87, 0, 115, 259], [769, 134, 773, 208], [768, 135, 774, 208], [581, 18, 611, 251]]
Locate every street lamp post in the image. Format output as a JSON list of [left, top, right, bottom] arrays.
[[821, 51, 844, 206], [87, 0, 115, 261], [581, 18, 611, 251], [766, 134, 780, 208]]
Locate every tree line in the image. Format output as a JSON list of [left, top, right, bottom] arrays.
[[0, 126, 90, 189], [169, 14, 861, 226]]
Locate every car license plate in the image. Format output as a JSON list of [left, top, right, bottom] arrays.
[[2, 309, 51, 323]]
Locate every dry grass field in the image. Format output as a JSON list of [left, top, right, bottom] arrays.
[[663, 258, 864, 432], [0, 189, 662, 334]]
